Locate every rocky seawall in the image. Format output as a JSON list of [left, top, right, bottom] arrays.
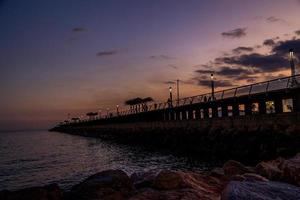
[[51, 113, 300, 163], [2, 153, 300, 200]]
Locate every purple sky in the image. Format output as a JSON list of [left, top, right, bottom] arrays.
[[0, 0, 300, 130]]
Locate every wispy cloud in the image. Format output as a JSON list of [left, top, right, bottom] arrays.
[[191, 36, 300, 87], [72, 27, 87, 32], [266, 16, 284, 23], [97, 50, 117, 57], [149, 55, 176, 60], [168, 64, 178, 69], [232, 46, 253, 54], [221, 28, 247, 39]]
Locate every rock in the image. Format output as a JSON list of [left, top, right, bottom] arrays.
[[69, 169, 133, 200], [221, 181, 300, 200], [0, 184, 62, 200], [241, 173, 268, 182], [280, 153, 300, 186], [223, 160, 253, 178], [130, 170, 158, 189], [255, 161, 282, 180], [152, 170, 184, 190]]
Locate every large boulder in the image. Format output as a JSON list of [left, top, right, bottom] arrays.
[[255, 161, 283, 180], [223, 160, 254, 178], [0, 184, 62, 200], [152, 170, 185, 190], [69, 169, 133, 200], [130, 170, 158, 189], [131, 170, 227, 200], [221, 181, 300, 200], [279, 153, 300, 186]]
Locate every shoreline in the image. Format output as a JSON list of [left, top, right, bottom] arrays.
[[1, 153, 300, 200]]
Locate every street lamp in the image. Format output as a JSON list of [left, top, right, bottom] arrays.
[[116, 104, 119, 115], [169, 86, 173, 107], [176, 79, 180, 106], [98, 109, 102, 119], [106, 108, 110, 117], [211, 73, 215, 100], [289, 49, 298, 87]]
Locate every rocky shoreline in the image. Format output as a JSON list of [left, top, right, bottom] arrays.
[[1, 153, 300, 200]]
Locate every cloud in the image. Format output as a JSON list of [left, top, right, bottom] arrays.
[[263, 39, 276, 46], [221, 28, 247, 39], [72, 27, 87, 32], [163, 81, 176, 85], [168, 64, 178, 69], [191, 37, 300, 88], [266, 16, 282, 23], [97, 50, 117, 57], [195, 69, 214, 74], [217, 66, 257, 76], [149, 55, 175, 60], [295, 30, 300, 35], [232, 46, 254, 54], [218, 53, 287, 72], [272, 39, 300, 58], [197, 79, 234, 88]]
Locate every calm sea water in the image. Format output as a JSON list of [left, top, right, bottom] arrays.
[[0, 131, 214, 191]]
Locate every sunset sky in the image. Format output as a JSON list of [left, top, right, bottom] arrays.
[[1, 0, 300, 130]]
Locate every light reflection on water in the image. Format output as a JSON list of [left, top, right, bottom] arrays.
[[0, 130, 214, 191]]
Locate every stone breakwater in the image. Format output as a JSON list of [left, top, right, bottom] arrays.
[[51, 114, 300, 163], [1, 153, 300, 200]]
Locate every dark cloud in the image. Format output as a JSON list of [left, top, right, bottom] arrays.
[[163, 81, 176, 85], [168, 64, 178, 69], [72, 27, 87, 32], [197, 79, 234, 88], [221, 28, 247, 39], [232, 46, 253, 54], [295, 30, 300, 35], [266, 16, 282, 23], [263, 39, 276, 46], [217, 66, 256, 76], [192, 37, 300, 88], [97, 50, 117, 57], [195, 69, 214, 74], [218, 53, 287, 72], [272, 39, 300, 57], [149, 55, 175, 60]]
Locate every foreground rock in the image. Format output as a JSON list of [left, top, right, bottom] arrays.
[[255, 153, 300, 187], [0, 184, 62, 200], [2, 153, 300, 200], [222, 181, 300, 200], [68, 169, 133, 200]]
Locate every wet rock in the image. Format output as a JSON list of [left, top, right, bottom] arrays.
[[223, 160, 254, 178], [152, 170, 185, 190], [221, 181, 300, 200], [241, 173, 268, 182], [280, 153, 300, 186], [130, 170, 158, 189], [255, 161, 282, 180], [69, 169, 133, 200], [0, 184, 62, 200]]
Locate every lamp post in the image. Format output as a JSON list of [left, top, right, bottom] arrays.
[[289, 49, 298, 87], [98, 109, 102, 119], [211, 73, 215, 100], [169, 86, 173, 107], [116, 104, 119, 116], [106, 108, 110, 117], [176, 79, 179, 106]]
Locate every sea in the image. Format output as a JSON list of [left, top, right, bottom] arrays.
[[0, 130, 215, 191]]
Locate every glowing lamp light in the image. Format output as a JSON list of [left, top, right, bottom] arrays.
[[169, 86, 172, 93], [211, 73, 214, 80]]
